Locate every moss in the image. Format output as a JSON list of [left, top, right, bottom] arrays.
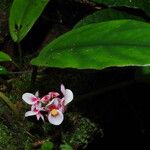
[[0, 123, 17, 150], [9, 73, 32, 102], [0, 99, 33, 150], [0, 120, 33, 150], [62, 113, 102, 149]]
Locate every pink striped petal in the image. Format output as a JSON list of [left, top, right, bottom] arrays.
[[41, 95, 51, 103], [22, 93, 36, 105]]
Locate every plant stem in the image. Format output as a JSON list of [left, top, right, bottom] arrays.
[[12, 61, 21, 70], [0, 91, 17, 113], [30, 66, 38, 90], [18, 43, 22, 66]]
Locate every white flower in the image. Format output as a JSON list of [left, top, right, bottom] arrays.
[[47, 104, 64, 125], [46, 85, 73, 125]]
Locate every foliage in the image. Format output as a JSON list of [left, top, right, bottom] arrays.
[[41, 141, 54, 150], [9, 0, 49, 42], [90, 0, 150, 17], [0, 51, 11, 74], [74, 8, 144, 28], [1, 0, 150, 149], [60, 144, 73, 150], [0, 51, 12, 62], [0, 65, 8, 74], [31, 20, 150, 69]]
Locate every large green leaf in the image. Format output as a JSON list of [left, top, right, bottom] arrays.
[[0, 51, 12, 62], [74, 8, 144, 28], [9, 0, 49, 42], [31, 20, 150, 70], [91, 0, 150, 17]]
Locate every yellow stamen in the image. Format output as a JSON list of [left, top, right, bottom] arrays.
[[51, 109, 58, 116]]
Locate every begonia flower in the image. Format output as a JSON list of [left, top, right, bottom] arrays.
[[22, 84, 73, 125], [47, 104, 64, 125]]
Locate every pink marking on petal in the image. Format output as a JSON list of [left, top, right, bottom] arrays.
[[32, 97, 38, 102], [43, 95, 50, 102], [34, 109, 39, 113], [41, 95, 51, 104]]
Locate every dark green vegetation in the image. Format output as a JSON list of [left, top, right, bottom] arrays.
[[1, 0, 150, 149]]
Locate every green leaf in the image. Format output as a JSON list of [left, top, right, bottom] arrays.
[[60, 144, 73, 150], [41, 141, 53, 150], [74, 8, 144, 28], [0, 51, 12, 62], [0, 66, 8, 74], [9, 0, 49, 42], [91, 0, 150, 17], [31, 20, 150, 70]]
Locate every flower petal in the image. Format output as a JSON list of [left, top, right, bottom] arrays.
[[49, 92, 60, 99], [31, 104, 36, 111], [35, 91, 39, 97], [64, 89, 73, 105], [48, 110, 64, 125], [25, 111, 37, 117], [61, 84, 66, 96], [41, 95, 50, 103], [36, 113, 40, 120], [40, 114, 45, 121], [46, 98, 57, 107], [22, 93, 36, 105]]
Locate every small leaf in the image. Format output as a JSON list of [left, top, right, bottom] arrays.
[[0, 66, 8, 74], [9, 0, 49, 42], [91, 0, 150, 17], [0, 51, 12, 62], [31, 20, 150, 70], [74, 8, 144, 28], [41, 141, 53, 150], [60, 144, 73, 150]]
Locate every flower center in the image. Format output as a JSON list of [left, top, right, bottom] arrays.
[[51, 109, 58, 116]]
